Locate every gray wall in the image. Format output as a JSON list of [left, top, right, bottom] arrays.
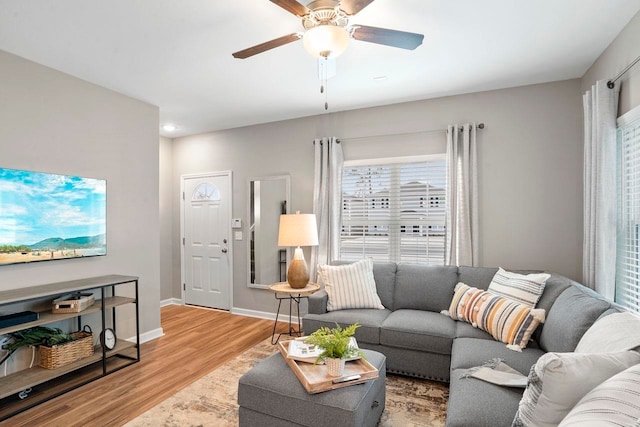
[[582, 10, 640, 117], [0, 50, 161, 338], [171, 78, 583, 315]]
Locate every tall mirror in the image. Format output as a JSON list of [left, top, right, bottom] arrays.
[[247, 175, 291, 289]]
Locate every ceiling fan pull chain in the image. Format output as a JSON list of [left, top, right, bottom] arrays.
[[323, 57, 329, 110], [324, 80, 329, 110]]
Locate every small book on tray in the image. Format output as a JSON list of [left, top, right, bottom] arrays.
[[286, 337, 360, 364]]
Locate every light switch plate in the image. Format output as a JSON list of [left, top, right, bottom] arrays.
[[234, 231, 243, 241]]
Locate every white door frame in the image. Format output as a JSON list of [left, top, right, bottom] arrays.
[[180, 170, 233, 309]]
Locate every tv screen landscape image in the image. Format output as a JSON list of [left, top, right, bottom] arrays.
[[0, 167, 106, 266]]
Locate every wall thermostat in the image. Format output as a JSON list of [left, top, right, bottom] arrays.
[[232, 218, 242, 229]]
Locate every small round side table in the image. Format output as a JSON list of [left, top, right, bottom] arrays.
[[268, 282, 320, 345]]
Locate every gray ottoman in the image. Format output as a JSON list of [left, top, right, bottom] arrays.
[[238, 349, 386, 427]]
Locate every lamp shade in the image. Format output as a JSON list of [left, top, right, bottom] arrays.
[[278, 213, 319, 247], [303, 25, 350, 59]]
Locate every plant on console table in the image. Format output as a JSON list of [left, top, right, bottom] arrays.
[[305, 323, 364, 377], [1, 326, 72, 366]]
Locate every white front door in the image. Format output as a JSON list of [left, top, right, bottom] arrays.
[[182, 172, 231, 310]]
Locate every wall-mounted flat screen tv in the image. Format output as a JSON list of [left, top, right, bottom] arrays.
[[0, 167, 106, 266]]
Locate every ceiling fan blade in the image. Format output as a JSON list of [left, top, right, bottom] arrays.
[[351, 25, 424, 50], [340, 0, 375, 15], [232, 33, 302, 59], [270, 0, 311, 17]]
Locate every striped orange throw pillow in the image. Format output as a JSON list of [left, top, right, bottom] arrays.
[[447, 283, 546, 351]]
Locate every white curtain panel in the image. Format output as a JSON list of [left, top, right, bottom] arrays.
[[583, 80, 619, 299], [310, 137, 344, 282], [445, 124, 479, 266]]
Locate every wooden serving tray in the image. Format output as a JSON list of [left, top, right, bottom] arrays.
[[277, 340, 379, 394]]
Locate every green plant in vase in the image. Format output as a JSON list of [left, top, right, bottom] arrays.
[[305, 323, 364, 377]]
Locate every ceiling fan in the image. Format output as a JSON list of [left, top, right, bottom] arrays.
[[232, 0, 424, 60]]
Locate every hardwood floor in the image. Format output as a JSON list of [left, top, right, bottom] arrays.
[[2, 305, 288, 427]]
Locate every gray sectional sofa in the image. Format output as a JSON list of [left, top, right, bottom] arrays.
[[302, 262, 618, 427]]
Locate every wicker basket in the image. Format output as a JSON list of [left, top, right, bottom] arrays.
[[39, 328, 94, 369], [52, 293, 95, 314]]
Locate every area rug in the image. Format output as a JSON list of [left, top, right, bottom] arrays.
[[125, 339, 448, 427]]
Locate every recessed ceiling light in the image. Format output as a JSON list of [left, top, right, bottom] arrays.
[[373, 75, 388, 81], [162, 124, 177, 132]]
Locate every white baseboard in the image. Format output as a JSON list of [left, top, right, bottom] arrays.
[[161, 298, 183, 307], [126, 327, 164, 344], [231, 307, 277, 321]]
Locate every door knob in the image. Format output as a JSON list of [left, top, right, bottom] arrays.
[[221, 248, 228, 253]]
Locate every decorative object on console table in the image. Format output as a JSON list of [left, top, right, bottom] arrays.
[[100, 328, 117, 351], [39, 325, 94, 370], [277, 211, 319, 288], [0, 311, 38, 329], [304, 323, 364, 377], [52, 292, 95, 313], [1, 326, 72, 367]]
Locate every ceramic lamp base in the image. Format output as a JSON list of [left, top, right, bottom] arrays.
[[287, 247, 309, 289]]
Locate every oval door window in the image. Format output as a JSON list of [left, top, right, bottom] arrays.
[[192, 182, 220, 202]]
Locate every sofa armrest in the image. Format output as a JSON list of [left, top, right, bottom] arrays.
[[308, 290, 328, 314]]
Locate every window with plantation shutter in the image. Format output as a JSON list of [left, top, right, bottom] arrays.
[[616, 107, 640, 313], [340, 156, 446, 265]]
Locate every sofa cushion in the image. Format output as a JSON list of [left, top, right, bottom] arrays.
[[308, 289, 329, 315], [538, 285, 611, 353], [533, 274, 573, 314], [451, 337, 544, 375], [457, 266, 499, 290], [455, 320, 496, 340], [447, 367, 525, 427], [302, 309, 391, 345], [447, 283, 546, 350], [513, 350, 640, 427], [530, 273, 573, 343], [558, 363, 640, 427], [393, 264, 458, 312], [380, 310, 456, 355], [371, 262, 397, 310], [487, 267, 550, 307], [319, 259, 384, 311]]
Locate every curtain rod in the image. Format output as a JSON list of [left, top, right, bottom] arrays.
[[607, 54, 640, 89], [324, 123, 485, 144]]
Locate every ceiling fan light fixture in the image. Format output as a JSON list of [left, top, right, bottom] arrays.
[[303, 25, 349, 59]]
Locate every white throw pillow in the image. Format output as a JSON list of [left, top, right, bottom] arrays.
[[488, 267, 550, 308], [318, 259, 384, 311], [512, 350, 640, 427], [559, 363, 640, 426], [575, 311, 640, 353]]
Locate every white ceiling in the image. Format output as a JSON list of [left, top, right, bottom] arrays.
[[0, 0, 639, 138]]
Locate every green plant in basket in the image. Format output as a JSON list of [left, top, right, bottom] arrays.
[[304, 323, 365, 363], [1, 326, 73, 366], [7, 326, 73, 350]]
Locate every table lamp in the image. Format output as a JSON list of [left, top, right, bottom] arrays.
[[278, 211, 319, 289]]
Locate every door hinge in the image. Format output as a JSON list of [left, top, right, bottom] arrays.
[[182, 192, 185, 200], [183, 283, 186, 291], [182, 237, 185, 245]]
